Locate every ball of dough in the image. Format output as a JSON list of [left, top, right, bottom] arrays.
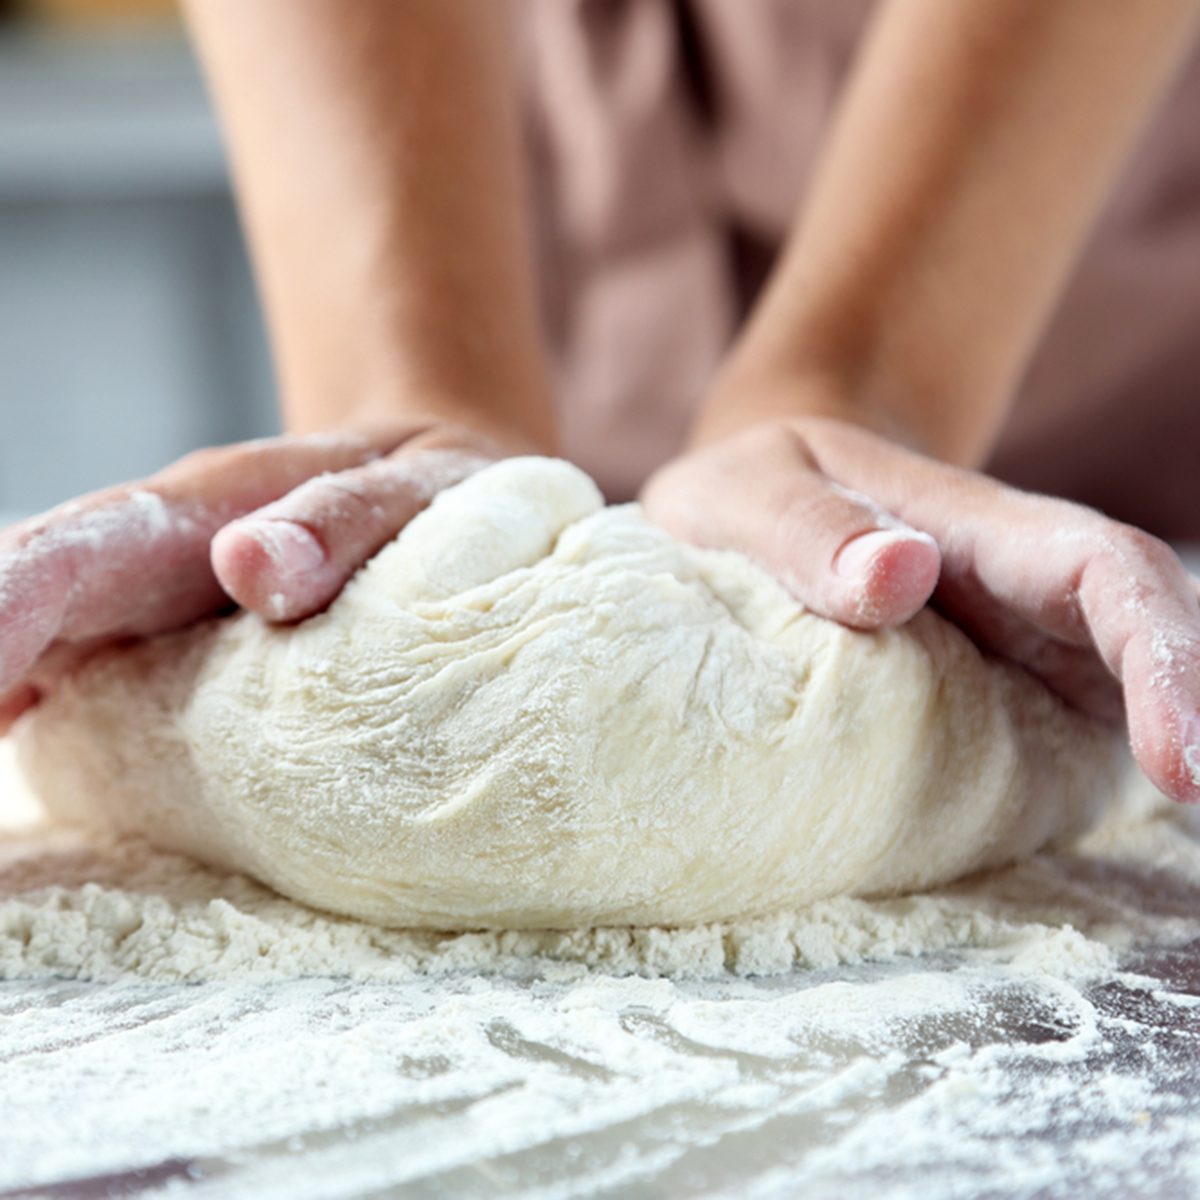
[[16, 458, 1123, 929]]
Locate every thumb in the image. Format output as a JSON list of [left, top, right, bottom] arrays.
[[643, 427, 941, 629]]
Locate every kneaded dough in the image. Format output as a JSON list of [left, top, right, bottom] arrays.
[[17, 458, 1123, 929]]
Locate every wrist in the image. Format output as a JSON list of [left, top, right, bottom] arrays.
[[695, 352, 999, 467], [694, 362, 925, 455], [283, 362, 559, 459]]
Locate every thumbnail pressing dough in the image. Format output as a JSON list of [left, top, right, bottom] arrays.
[[15, 458, 1122, 929]]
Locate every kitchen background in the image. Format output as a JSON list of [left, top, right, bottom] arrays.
[[0, 0, 276, 526]]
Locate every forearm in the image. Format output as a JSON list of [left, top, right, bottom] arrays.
[[184, 0, 555, 450], [702, 0, 1200, 464]]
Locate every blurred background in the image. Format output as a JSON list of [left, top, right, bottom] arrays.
[[0, 0, 276, 527]]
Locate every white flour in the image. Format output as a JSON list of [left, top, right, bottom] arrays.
[[7, 963, 1199, 1199], [0, 738, 1195, 984], [4, 742, 1200, 1197]]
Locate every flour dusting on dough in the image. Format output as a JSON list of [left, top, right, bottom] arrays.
[[14, 458, 1122, 933], [0, 741, 1196, 982]]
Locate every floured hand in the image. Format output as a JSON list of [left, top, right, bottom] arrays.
[[0, 421, 502, 732], [644, 417, 1200, 804]]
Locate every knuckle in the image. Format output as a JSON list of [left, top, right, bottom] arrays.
[[784, 413, 839, 447], [404, 422, 494, 457], [166, 439, 278, 480], [383, 444, 490, 494], [774, 421, 821, 471], [165, 444, 226, 475], [641, 461, 709, 542], [775, 487, 865, 565], [288, 471, 382, 529], [1108, 522, 1176, 572]]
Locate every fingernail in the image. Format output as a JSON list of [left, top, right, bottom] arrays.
[[1170, 711, 1200, 802], [835, 529, 916, 580], [1183, 741, 1200, 797], [239, 520, 325, 577]]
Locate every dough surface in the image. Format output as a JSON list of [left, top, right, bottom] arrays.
[[17, 458, 1122, 929]]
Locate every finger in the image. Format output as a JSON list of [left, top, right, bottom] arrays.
[[939, 508, 1200, 801], [0, 638, 119, 737], [1074, 529, 1200, 803], [645, 426, 941, 629], [801, 420, 1200, 800], [211, 444, 493, 622], [0, 429, 406, 697], [0, 683, 39, 737]]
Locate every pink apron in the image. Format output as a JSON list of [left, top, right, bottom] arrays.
[[519, 0, 1200, 539]]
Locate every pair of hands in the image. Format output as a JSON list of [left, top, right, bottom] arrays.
[[2, 410, 1198, 804]]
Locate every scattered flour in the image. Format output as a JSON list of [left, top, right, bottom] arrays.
[[2, 736, 1197, 985], [4, 740, 1200, 1197]]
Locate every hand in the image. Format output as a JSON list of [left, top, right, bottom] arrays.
[[0, 419, 505, 733], [643, 416, 1200, 803]]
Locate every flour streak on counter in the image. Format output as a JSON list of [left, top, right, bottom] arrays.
[[2, 949, 1199, 1196]]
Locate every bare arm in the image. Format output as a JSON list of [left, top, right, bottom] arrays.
[[701, 0, 1200, 463], [1, 2, 555, 729], [647, 0, 1200, 802], [184, 0, 555, 451]]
